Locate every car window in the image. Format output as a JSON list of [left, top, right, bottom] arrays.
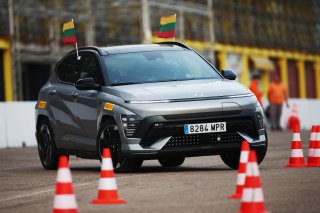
[[57, 54, 80, 84], [103, 50, 222, 85], [57, 52, 102, 84], [79, 52, 102, 84]]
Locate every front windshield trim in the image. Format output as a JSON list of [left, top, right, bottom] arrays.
[[110, 77, 216, 86]]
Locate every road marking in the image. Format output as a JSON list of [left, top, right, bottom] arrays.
[[0, 174, 146, 203], [0, 181, 96, 203]]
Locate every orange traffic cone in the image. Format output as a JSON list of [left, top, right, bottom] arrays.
[[91, 148, 126, 204], [53, 155, 78, 213], [307, 125, 320, 167], [238, 150, 270, 213], [285, 126, 305, 167], [287, 103, 300, 132], [307, 125, 317, 166], [229, 140, 250, 199]]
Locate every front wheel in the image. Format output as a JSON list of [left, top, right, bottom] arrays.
[[158, 156, 185, 167], [37, 119, 59, 170], [98, 119, 143, 172], [220, 140, 268, 169]]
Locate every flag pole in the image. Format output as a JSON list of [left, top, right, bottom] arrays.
[[75, 42, 80, 60], [173, 14, 176, 42], [72, 19, 80, 60]]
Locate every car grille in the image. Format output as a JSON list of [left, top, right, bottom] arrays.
[[164, 132, 243, 148]]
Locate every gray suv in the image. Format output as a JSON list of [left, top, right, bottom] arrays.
[[35, 42, 267, 172]]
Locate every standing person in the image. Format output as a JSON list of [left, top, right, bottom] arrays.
[[249, 72, 263, 107], [267, 74, 288, 130]]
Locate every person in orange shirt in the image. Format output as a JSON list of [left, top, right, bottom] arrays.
[[267, 74, 288, 130], [249, 72, 263, 107]]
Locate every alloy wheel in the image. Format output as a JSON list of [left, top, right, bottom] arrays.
[[99, 125, 123, 169]]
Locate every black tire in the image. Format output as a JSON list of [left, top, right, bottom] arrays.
[[158, 156, 185, 167], [37, 119, 59, 170], [220, 139, 268, 169], [98, 119, 143, 172]]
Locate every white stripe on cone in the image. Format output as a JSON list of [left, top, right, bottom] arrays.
[[98, 178, 118, 190], [308, 149, 314, 157], [314, 149, 320, 157], [242, 188, 264, 202], [240, 151, 249, 163], [292, 133, 301, 141], [241, 188, 251, 202], [310, 132, 316, 140], [53, 195, 77, 209], [290, 149, 304, 158], [316, 132, 320, 141], [236, 173, 246, 185], [245, 163, 260, 176], [56, 168, 72, 183], [252, 188, 264, 202], [101, 158, 114, 170]]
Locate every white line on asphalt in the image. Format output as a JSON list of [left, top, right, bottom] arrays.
[[0, 181, 95, 203], [0, 174, 146, 203]]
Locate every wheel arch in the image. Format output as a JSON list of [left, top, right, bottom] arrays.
[[36, 115, 49, 131]]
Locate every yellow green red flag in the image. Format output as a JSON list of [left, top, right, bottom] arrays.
[[62, 20, 77, 44], [157, 14, 176, 38]]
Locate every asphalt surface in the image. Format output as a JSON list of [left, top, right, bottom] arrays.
[[0, 131, 319, 213]]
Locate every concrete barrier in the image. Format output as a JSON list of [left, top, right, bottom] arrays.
[[0, 99, 320, 148], [0, 102, 36, 148], [279, 99, 320, 130], [0, 103, 7, 148]]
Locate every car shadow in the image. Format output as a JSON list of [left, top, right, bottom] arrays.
[[70, 165, 232, 174]]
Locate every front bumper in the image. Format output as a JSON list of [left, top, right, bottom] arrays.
[[120, 109, 267, 159]]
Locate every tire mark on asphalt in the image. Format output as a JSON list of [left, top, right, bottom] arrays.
[[1, 165, 41, 171]]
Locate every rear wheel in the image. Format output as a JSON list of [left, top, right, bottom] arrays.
[[158, 156, 185, 167], [98, 119, 143, 172], [37, 119, 59, 170], [220, 139, 268, 169]]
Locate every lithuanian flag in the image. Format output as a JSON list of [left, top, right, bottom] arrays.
[[62, 20, 77, 44], [157, 14, 176, 38]]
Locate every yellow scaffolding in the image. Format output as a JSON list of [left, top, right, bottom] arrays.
[[0, 39, 13, 101]]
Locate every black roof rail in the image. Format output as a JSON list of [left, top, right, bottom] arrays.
[[156, 41, 191, 50], [68, 46, 104, 55]]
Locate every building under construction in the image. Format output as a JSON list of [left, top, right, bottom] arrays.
[[0, 0, 319, 101]]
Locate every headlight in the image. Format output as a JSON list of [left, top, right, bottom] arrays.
[[121, 115, 141, 138]]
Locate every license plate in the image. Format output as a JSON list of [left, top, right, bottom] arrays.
[[184, 122, 226, 134]]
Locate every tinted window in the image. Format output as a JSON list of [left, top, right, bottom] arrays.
[[57, 52, 102, 84], [57, 54, 80, 84], [79, 53, 101, 84], [103, 50, 221, 86]]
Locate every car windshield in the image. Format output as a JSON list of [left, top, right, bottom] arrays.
[[103, 50, 222, 86]]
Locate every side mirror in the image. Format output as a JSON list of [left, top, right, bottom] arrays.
[[222, 70, 237, 80], [75, 78, 100, 90]]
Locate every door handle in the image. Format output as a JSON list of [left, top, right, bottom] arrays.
[[72, 92, 79, 99], [49, 89, 56, 95]]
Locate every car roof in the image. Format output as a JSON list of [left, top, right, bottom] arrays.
[[71, 42, 191, 56]]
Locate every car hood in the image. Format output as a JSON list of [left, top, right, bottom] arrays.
[[105, 79, 252, 102]]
